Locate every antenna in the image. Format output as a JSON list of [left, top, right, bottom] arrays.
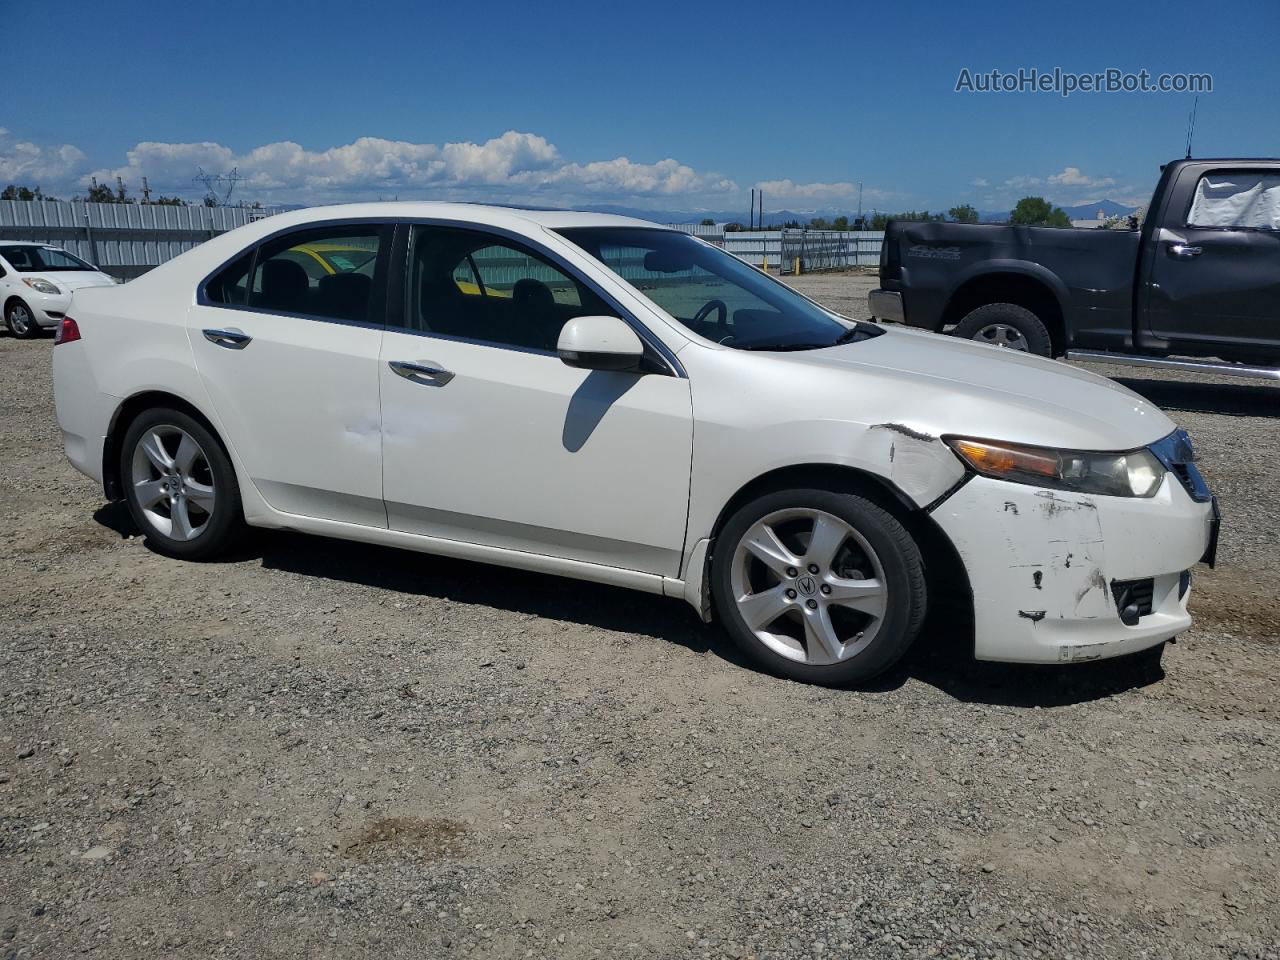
[[1185, 96, 1199, 159], [192, 166, 246, 206]]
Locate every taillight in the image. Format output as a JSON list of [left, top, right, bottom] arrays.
[[54, 316, 81, 345]]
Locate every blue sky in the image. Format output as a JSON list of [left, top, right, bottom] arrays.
[[4, 0, 1277, 215]]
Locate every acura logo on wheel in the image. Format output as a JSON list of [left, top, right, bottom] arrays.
[[796, 575, 818, 596]]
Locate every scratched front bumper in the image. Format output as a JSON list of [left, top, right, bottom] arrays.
[[932, 474, 1214, 663]]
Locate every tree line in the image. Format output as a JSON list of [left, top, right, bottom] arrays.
[[718, 197, 1073, 231], [0, 177, 260, 208]]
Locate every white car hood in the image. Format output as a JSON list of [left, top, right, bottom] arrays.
[[778, 324, 1176, 451], [33, 271, 115, 292]]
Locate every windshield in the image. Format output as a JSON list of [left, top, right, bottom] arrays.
[[557, 227, 870, 350], [0, 245, 96, 272]]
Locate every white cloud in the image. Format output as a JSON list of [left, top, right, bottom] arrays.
[[0, 128, 89, 187], [4, 128, 911, 213], [970, 178, 990, 188], [57, 131, 741, 207], [1003, 175, 1043, 189], [1047, 165, 1115, 188]]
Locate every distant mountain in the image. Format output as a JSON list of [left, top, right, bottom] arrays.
[[581, 203, 881, 227], [1059, 199, 1140, 220]]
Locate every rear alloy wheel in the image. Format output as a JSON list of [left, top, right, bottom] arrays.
[[952, 302, 1053, 357], [5, 300, 41, 339], [712, 490, 927, 686], [121, 408, 244, 560]]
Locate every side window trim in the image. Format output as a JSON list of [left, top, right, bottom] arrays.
[[391, 218, 684, 377]]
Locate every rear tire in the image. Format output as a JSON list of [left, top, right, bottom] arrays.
[[120, 407, 245, 560], [711, 489, 927, 686], [952, 302, 1052, 357], [5, 300, 42, 339]]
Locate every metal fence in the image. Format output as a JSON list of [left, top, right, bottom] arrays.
[[667, 225, 883, 272], [779, 229, 884, 272], [0, 200, 281, 279], [0, 200, 884, 281]]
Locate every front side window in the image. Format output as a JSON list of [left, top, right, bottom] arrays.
[[244, 224, 389, 322], [0, 245, 95, 272], [1187, 172, 1280, 230], [404, 226, 609, 352], [557, 228, 858, 350]]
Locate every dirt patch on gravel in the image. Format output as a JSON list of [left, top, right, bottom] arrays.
[[344, 817, 469, 863]]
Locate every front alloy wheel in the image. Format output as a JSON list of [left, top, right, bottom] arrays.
[[713, 490, 927, 685], [6, 301, 40, 339], [731, 508, 888, 665]]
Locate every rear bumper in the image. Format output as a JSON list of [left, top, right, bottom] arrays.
[[53, 342, 114, 486], [932, 474, 1215, 664], [867, 289, 904, 324]]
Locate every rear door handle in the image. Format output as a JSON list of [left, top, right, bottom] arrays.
[[203, 327, 252, 349], [1168, 243, 1202, 258], [388, 360, 455, 386]]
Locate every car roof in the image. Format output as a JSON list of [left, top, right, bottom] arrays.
[[252, 202, 674, 233], [0, 241, 60, 247]]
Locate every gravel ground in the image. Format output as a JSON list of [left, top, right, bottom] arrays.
[[2, 292, 1278, 960]]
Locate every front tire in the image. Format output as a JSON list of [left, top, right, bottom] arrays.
[[711, 489, 927, 686], [5, 300, 42, 339], [952, 302, 1052, 357], [120, 408, 244, 560]]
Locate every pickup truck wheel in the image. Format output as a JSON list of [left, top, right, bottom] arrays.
[[712, 489, 927, 687], [952, 303, 1052, 357]]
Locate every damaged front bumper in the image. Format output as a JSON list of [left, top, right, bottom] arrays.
[[931, 473, 1216, 664]]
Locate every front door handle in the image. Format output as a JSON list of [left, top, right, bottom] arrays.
[[1168, 243, 1202, 258], [388, 360, 455, 386], [203, 327, 252, 349]]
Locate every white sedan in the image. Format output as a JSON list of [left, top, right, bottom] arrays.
[[51, 204, 1219, 685], [1, 242, 116, 338]]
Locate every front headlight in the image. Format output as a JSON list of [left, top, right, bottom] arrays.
[[22, 277, 61, 295], [946, 436, 1165, 498]]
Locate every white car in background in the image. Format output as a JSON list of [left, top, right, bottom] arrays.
[[1, 242, 117, 338], [51, 204, 1219, 685]]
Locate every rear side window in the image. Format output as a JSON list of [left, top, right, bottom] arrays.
[[248, 225, 389, 322], [1187, 172, 1280, 230]]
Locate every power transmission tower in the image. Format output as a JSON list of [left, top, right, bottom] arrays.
[[193, 166, 246, 206]]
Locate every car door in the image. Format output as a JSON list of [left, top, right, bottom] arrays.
[[379, 223, 693, 576], [1145, 167, 1280, 351], [188, 222, 392, 527]]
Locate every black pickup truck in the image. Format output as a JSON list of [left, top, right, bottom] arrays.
[[869, 158, 1280, 378]]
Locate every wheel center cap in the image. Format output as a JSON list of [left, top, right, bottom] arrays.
[[796, 575, 818, 597]]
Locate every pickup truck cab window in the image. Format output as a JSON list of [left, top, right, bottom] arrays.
[[1187, 172, 1280, 230]]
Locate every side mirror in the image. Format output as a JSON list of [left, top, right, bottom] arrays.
[[557, 316, 646, 372]]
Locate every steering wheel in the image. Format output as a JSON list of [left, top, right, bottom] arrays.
[[692, 299, 728, 326]]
